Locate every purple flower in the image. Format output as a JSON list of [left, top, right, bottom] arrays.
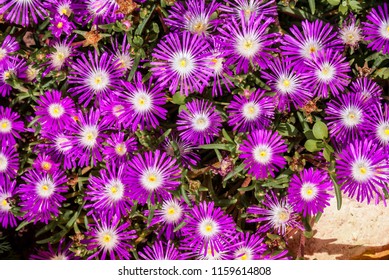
[[117, 72, 167, 132], [232, 232, 267, 260], [68, 50, 122, 106], [0, 145, 18, 180], [0, 35, 19, 66], [0, 177, 18, 228], [162, 135, 200, 168], [103, 132, 137, 165], [40, 131, 75, 170], [239, 129, 287, 180], [45, 0, 74, 17], [49, 14, 75, 38], [125, 150, 181, 205], [0, 0, 47, 26], [108, 34, 133, 74], [181, 238, 234, 260], [139, 240, 185, 260], [336, 139, 389, 204], [220, 0, 278, 22], [303, 49, 350, 98], [181, 201, 236, 256], [227, 89, 274, 133], [165, 0, 220, 36], [83, 214, 136, 260], [247, 191, 302, 235], [0, 106, 24, 145], [35, 90, 76, 132], [74, 0, 123, 26], [68, 109, 106, 168], [363, 3, 389, 54], [151, 31, 212, 96], [18, 170, 68, 224], [281, 20, 342, 66], [365, 103, 389, 148], [261, 57, 313, 110], [85, 162, 132, 218], [0, 57, 28, 97], [177, 99, 222, 146], [350, 77, 383, 101], [287, 168, 333, 217], [30, 239, 79, 260], [218, 12, 276, 74], [32, 153, 60, 175], [43, 38, 76, 76], [99, 95, 126, 130], [339, 13, 363, 48], [325, 93, 368, 143]]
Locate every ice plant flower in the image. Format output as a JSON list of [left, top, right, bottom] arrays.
[[0, 57, 28, 97], [139, 240, 185, 260], [83, 214, 136, 260], [0, 177, 18, 228], [35, 90, 76, 132], [233, 232, 267, 260], [30, 239, 79, 260], [74, 0, 122, 26], [247, 191, 302, 235], [363, 3, 389, 54], [339, 14, 363, 48], [287, 168, 333, 217], [85, 162, 132, 218], [220, 0, 278, 22], [218, 12, 276, 74], [364, 103, 389, 148], [68, 50, 122, 106], [125, 150, 181, 205], [281, 20, 342, 66], [103, 132, 137, 165], [68, 109, 106, 167], [336, 139, 389, 204], [227, 89, 274, 132], [0, 35, 19, 66], [41, 131, 75, 170], [181, 201, 237, 256], [325, 93, 369, 143], [43, 38, 76, 76], [177, 99, 222, 146], [32, 153, 60, 174], [99, 95, 126, 130], [165, 0, 220, 36], [117, 72, 167, 132], [18, 170, 68, 224], [261, 57, 313, 110], [108, 35, 133, 74], [0, 0, 47, 26], [303, 49, 351, 98], [239, 129, 287, 179], [151, 31, 212, 96], [350, 77, 383, 101], [45, 0, 74, 17], [162, 135, 200, 168], [49, 14, 75, 38], [0, 106, 24, 145], [0, 145, 19, 180]]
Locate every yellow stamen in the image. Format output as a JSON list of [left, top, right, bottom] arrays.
[[244, 40, 253, 50], [103, 234, 111, 243], [205, 225, 213, 232], [148, 175, 157, 182], [57, 52, 65, 60], [347, 34, 354, 40], [247, 106, 255, 114], [259, 151, 267, 157], [384, 129, 389, 135], [94, 76, 102, 85], [1, 122, 8, 129], [42, 162, 51, 171], [167, 207, 175, 215], [309, 46, 317, 53], [42, 185, 49, 191], [244, 9, 251, 17], [193, 22, 204, 32], [111, 187, 117, 194], [1, 199, 7, 207], [211, 58, 218, 64], [360, 167, 367, 174], [306, 189, 313, 196], [61, 8, 68, 15], [4, 71, 11, 79], [278, 211, 288, 221], [348, 113, 355, 119], [241, 254, 248, 260], [57, 22, 63, 29], [86, 133, 94, 141], [138, 98, 145, 106], [180, 59, 187, 67], [283, 79, 290, 87]]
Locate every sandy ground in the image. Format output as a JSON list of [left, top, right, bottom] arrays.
[[288, 194, 389, 260]]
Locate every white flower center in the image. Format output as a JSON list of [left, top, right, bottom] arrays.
[[50, 254, 68, 260], [116, 54, 133, 70], [316, 63, 335, 82], [55, 136, 72, 152], [48, 103, 65, 119], [112, 104, 124, 118], [276, 74, 298, 94], [377, 122, 389, 144], [161, 200, 183, 224], [187, 14, 209, 35], [271, 206, 291, 226], [114, 143, 127, 156], [301, 39, 321, 58], [236, 33, 261, 59], [300, 182, 318, 201], [0, 118, 12, 133], [340, 25, 362, 45], [252, 145, 272, 165], [209, 57, 224, 74], [98, 229, 118, 250], [171, 51, 195, 76], [191, 113, 210, 131], [130, 91, 152, 113], [0, 154, 8, 172], [242, 101, 260, 120], [51, 45, 70, 69], [340, 106, 362, 127], [80, 125, 99, 148], [199, 218, 219, 238], [105, 179, 124, 201], [234, 247, 253, 260], [379, 21, 389, 39], [0, 193, 11, 211], [351, 159, 373, 182], [141, 168, 163, 191], [58, 3, 72, 16], [41, 161, 52, 171], [0, 48, 6, 60], [88, 70, 110, 92], [36, 179, 55, 198]]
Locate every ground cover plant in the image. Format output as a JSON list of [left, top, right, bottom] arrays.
[[0, 0, 389, 260]]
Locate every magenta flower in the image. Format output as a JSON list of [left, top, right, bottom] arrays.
[[103, 132, 137, 165], [239, 129, 287, 180], [162, 135, 200, 168], [232, 232, 267, 260], [0, 177, 18, 228], [303, 49, 350, 98], [181, 201, 237, 256], [0, 0, 47, 26], [261, 57, 313, 110], [43, 38, 76, 76], [336, 139, 389, 204], [30, 239, 79, 260], [287, 168, 333, 217], [125, 150, 181, 205], [0, 35, 19, 67], [32, 153, 60, 175], [220, 0, 278, 22], [350, 77, 383, 101], [49, 14, 75, 38], [117, 72, 167, 132], [177, 99, 222, 146], [247, 191, 302, 235], [363, 3, 389, 54], [19, 170, 68, 224], [0, 145, 18, 180], [74, 0, 123, 26], [99, 95, 126, 130], [108, 34, 133, 74], [364, 103, 389, 148], [0, 57, 28, 97], [227, 89, 274, 133], [45, 0, 74, 17], [83, 214, 137, 260], [151, 31, 212, 96], [339, 13, 363, 48], [0, 106, 24, 145], [40, 131, 75, 170], [139, 240, 185, 260], [218, 12, 276, 74]]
